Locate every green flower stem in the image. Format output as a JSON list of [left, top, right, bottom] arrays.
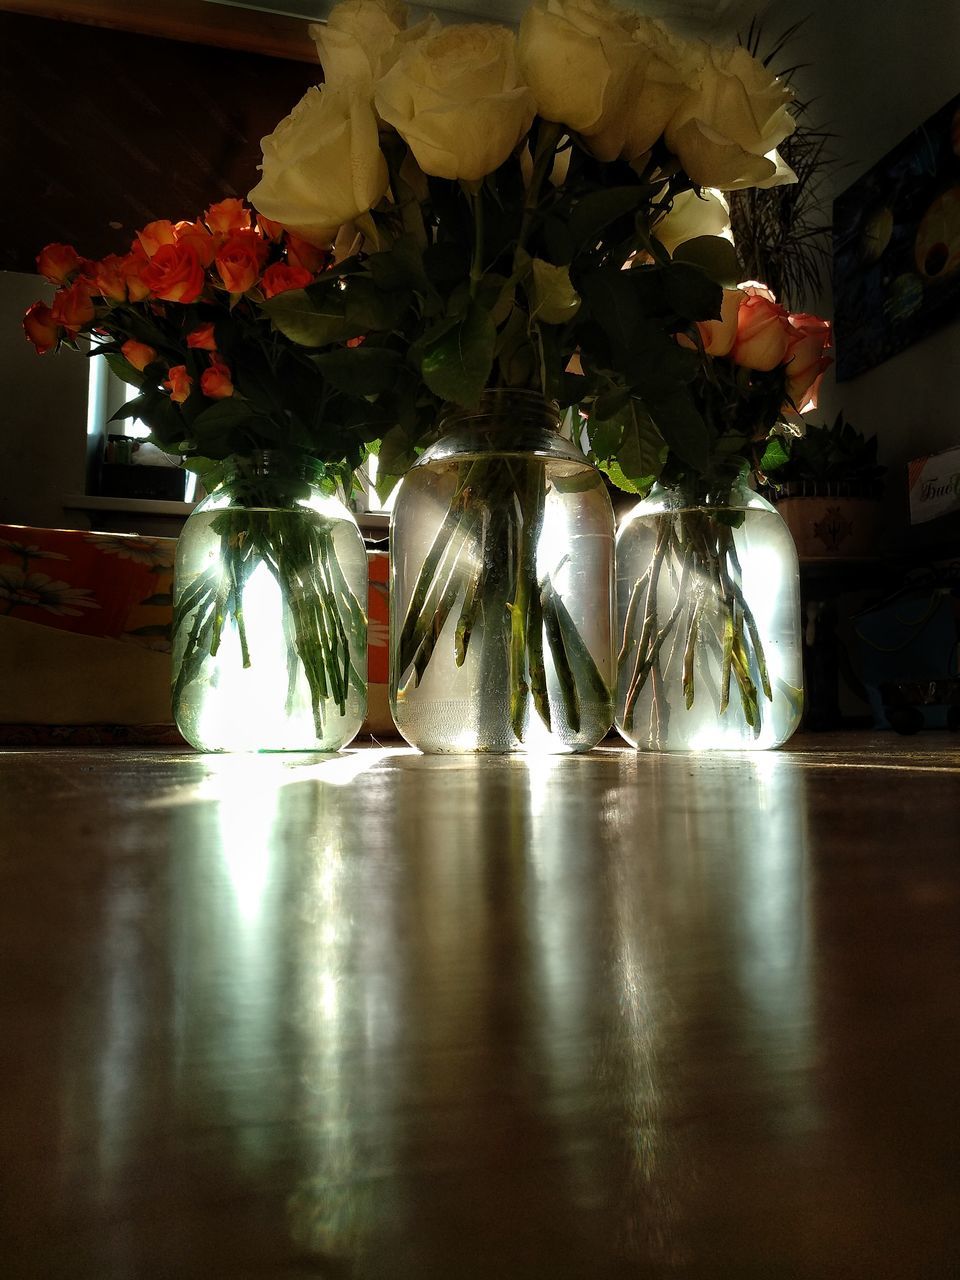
[[173, 508, 364, 738], [620, 509, 773, 743], [393, 455, 610, 743]]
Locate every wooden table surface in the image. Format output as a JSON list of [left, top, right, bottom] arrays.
[[1, 735, 958, 1279]]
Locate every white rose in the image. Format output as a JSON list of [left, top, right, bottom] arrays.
[[665, 45, 796, 190], [375, 23, 535, 182], [583, 19, 700, 163], [309, 0, 439, 96], [518, 0, 640, 138], [653, 188, 731, 255], [248, 85, 390, 247]]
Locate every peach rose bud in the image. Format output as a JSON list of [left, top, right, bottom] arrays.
[[187, 322, 218, 351], [121, 243, 152, 303], [23, 301, 59, 354], [731, 292, 793, 371], [215, 230, 270, 294], [141, 242, 205, 303], [260, 262, 313, 298], [51, 280, 96, 336], [784, 313, 833, 413], [205, 198, 252, 235], [165, 365, 193, 404], [121, 339, 158, 372], [175, 219, 217, 268], [36, 243, 87, 285], [94, 255, 129, 303], [678, 288, 744, 357], [257, 214, 285, 242], [284, 232, 331, 275], [137, 220, 180, 258], [200, 359, 234, 400]]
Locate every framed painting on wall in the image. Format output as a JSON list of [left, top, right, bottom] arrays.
[[833, 93, 960, 381]]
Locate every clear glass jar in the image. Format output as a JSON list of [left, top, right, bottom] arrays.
[[172, 453, 367, 752], [390, 390, 615, 754], [615, 477, 803, 751]]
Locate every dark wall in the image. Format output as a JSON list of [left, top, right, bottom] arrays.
[[1, 12, 319, 271]]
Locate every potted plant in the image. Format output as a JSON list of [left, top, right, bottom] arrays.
[[766, 412, 886, 560]]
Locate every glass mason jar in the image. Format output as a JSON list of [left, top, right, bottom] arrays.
[[390, 390, 615, 753], [172, 452, 367, 752], [615, 477, 803, 751]]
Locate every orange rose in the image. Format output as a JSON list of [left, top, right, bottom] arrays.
[[284, 232, 331, 275], [36, 243, 87, 285], [257, 214, 285, 242], [121, 339, 158, 372], [187, 322, 217, 352], [205, 198, 252, 234], [215, 230, 270, 294], [141, 241, 205, 303], [165, 365, 193, 404], [121, 243, 152, 303], [94, 255, 129, 303], [22, 301, 59, 354], [138, 220, 178, 257], [678, 288, 743, 358], [783, 313, 832, 414], [730, 291, 793, 371], [200, 358, 234, 400], [260, 261, 313, 298], [51, 279, 96, 336], [174, 219, 217, 268]]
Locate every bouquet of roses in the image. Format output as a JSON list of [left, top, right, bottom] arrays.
[[23, 201, 379, 735], [613, 279, 832, 743], [243, 0, 799, 741]]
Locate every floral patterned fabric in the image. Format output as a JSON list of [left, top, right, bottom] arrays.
[[0, 525, 175, 650], [0, 525, 392, 739]]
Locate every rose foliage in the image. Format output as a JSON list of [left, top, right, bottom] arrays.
[[248, 0, 800, 499]]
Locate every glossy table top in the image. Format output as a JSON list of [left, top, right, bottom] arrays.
[[1, 736, 958, 1278]]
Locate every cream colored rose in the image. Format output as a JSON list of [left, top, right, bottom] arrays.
[[375, 23, 535, 182], [309, 0, 438, 96], [248, 85, 389, 247], [653, 188, 731, 255], [585, 19, 700, 163], [518, 0, 641, 138], [665, 45, 796, 190]]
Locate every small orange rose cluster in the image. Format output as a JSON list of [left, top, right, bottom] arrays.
[[682, 283, 833, 418], [22, 199, 332, 410]]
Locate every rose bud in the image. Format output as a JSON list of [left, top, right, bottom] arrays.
[[141, 241, 205, 303], [51, 279, 96, 336], [121, 339, 157, 372], [165, 365, 193, 404], [784, 313, 833, 413], [256, 214, 285, 242], [186, 322, 218, 352], [23, 301, 60, 354], [94, 255, 129, 303], [200, 358, 234, 400], [284, 232, 332, 275], [260, 261, 313, 298], [205, 198, 252, 234], [678, 288, 744, 358], [731, 291, 793, 371], [137, 220, 178, 257], [215, 230, 270, 294], [36, 243, 87, 285], [121, 243, 152, 302], [174, 219, 217, 268]]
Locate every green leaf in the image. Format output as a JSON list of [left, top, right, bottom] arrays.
[[103, 353, 144, 388], [587, 397, 667, 489], [760, 436, 791, 473], [262, 286, 352, 346], [650, 392, 712, 474], [672, 235, 744, 288], [528, 258, 581, 325], [375, 425, 419, 501], [599, 459, 648, 495], [313, 347, 402, 396], [419, 302, 496, 407], [661, 262, 723, 322], [189, 398, 258, 434], [568, 186, 650, 256]]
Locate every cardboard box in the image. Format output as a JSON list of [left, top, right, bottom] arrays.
[[0, 524, 393, 740], [907, 446, 960, 524]]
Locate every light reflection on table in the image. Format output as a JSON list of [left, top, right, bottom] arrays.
[[0, 738, 958, 1278]]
